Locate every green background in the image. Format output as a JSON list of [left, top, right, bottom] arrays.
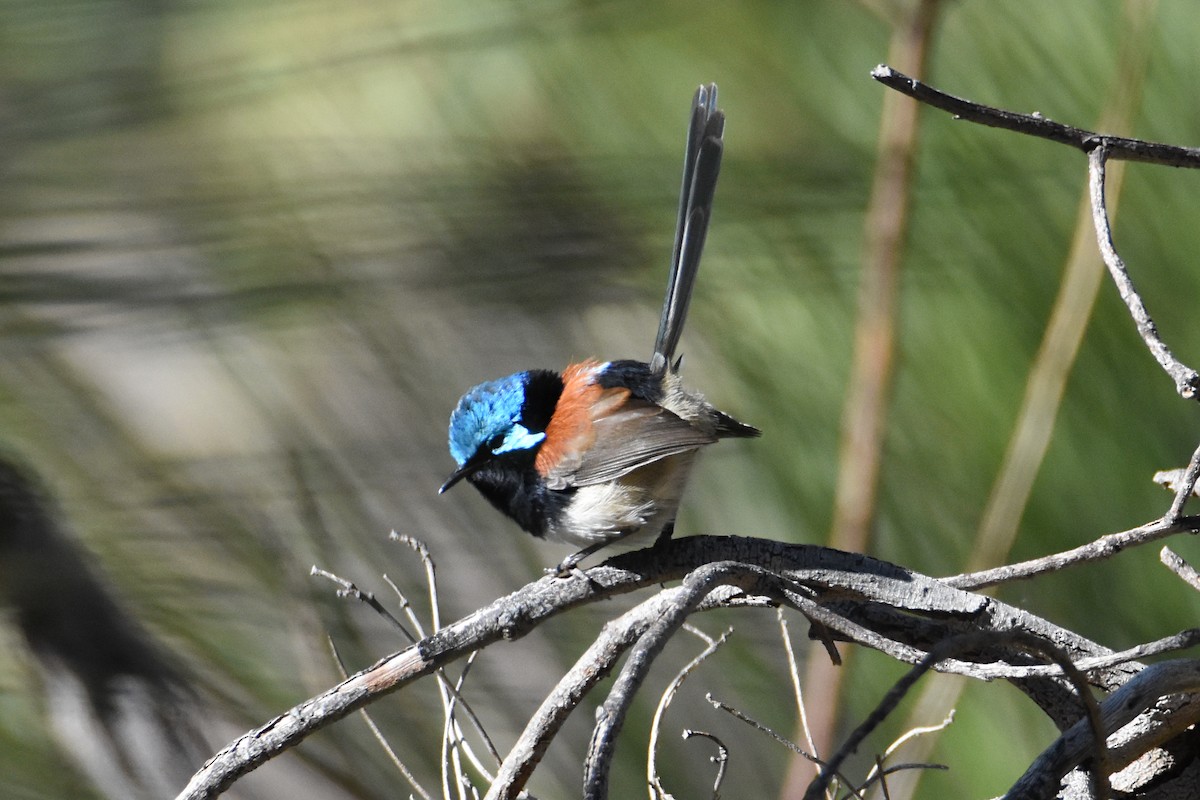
[[1, 0, 1197, 797]]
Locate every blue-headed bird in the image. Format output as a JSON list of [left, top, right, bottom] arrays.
[[441, 84, 759, 575]]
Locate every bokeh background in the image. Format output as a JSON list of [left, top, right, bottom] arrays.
[[2, 0, 1199, 798]]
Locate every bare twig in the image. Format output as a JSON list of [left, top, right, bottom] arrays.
[[441, 651, 483, 800], [948, 515, 1200, 590], [381, 574, 422, 640], [311, 566, 418, 642], [1165, 440, 1200, 520], [1006, 659, 1200, 799], [840, 626, 1196, 684], [873, 65, 1200, 404], [870, 65, 1200, 169], [859, 710, 953, 792], [680, 730, 729, 800], [1161, 547, 1200, 593], [859, 761, 948, 798], [391, 533, 442, 631], [648, 627, 732, 798], [584, 563, 773, 800], [805, 631, 1110, 800], [327, 637, 435, 800], [486, 588, 686, 800], [707, 694, 845, 784], [778, 610, 820, 769], [1068, 629, 1200, 676], [1088, 145, 1200, 399]]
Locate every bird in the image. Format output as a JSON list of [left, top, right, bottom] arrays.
[[440, 83, 759, 576]]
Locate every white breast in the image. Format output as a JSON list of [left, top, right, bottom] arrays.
[[544, 451, 698, 549]]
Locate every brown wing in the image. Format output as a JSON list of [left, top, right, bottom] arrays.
[[543, 398, 716, 489]]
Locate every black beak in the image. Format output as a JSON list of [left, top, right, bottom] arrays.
[[439, 463, 476, 494]]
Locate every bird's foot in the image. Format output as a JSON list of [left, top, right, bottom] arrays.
[[652, 520, 676, 550], [547, 541, 610, 579]]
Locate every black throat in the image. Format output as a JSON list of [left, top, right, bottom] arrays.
[[464, 368, 569, 538], [466, 457, 573, 538]]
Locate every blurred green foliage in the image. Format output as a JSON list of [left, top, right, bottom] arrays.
[[1, 0, 1198, 797]]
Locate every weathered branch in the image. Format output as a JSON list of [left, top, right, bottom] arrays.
[[807, 631, 1111, 800], [179, 530, 1200, 799], [486, 586, 717, 800], [1007, 660, 1200, 799], [583, 562, 772, 799]]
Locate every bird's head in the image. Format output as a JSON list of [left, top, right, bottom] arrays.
[[442, 370, 562, 493]]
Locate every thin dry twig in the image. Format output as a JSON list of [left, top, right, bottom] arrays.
[[804, 631, 1111, 800], [873, 65, 1200, 402], [1161, 547, 1200, 593], [778, 610, 820, 770], [871, 65, 1200, 168], [311, 566, 418, 641], [861, 759, 949, 799], [381, 574, 422, 640], [1087, 145, 1200, 399], [326, 637, 435, 800], [441, 651, 484, 800], [680, 730, 729, 800], [858, 710, 954, 793], [947, 515, 1200, 590], [707, 694, 848, 789], [960, 628, 1200, 682], [1164, 440, 1200, 520], [584, 562, 773, 800], [647, 626, 732, 798], [391, 533, 442, 631]]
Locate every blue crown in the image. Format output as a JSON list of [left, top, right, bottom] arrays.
[[448, 372, 545, 466]]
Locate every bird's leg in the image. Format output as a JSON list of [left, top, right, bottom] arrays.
[[547, 540, 612, 579], [653, 519, 676, 549]]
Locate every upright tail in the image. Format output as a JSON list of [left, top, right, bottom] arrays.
[[651, 83, 725, 374]]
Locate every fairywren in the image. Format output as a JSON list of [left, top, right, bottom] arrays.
[[441, 84, 759, 575]]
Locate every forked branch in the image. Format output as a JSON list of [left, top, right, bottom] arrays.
[[873, 64, 1200, 401]]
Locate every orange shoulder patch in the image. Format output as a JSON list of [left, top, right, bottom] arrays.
[[536, 361, 628, 476]]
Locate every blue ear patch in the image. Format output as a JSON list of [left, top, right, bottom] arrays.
[[448, 372, 542, 466], [494, 424, 545, 455]]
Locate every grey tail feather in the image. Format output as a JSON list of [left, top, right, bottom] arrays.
[[715, 410, 761, 439], [651, 83, 724, 374]]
